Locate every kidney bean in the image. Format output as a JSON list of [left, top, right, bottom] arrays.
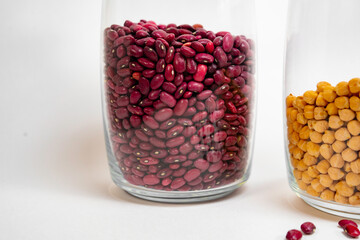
[[179, 45, 196, 58], [193, 64, 207, 82], [143, 175, 160, 185], [170, 177, 186, 190], [195, 101, 206, 111], [164, 64, 175, 81], [138, 57, 155, 69], [173, 53, 186, 73], [150, 74, 164, 90], [222, 33, 234, 53], [192, 111, 208, 122], [188, 81, 204, 93], [182, 126, 197, 137], [167, 125, 184, 138], [183, 107, 196, 117], [209, 161, 223, 173], [174, 82, 187, 99], [186, 58, 197, 74], [155, 58, 166, 73], [173, 73, 184, 86], [154, 108, 173, 122], [160, 91, 176, 107], [179, 142, 193, 155], [166, 136, 185, 148], [173, 168, 187, 177], [155, 39, 167, 58]]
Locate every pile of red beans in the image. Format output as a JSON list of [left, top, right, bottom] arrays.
[[103, 19, 254, 191]]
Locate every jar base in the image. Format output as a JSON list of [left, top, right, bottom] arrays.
[[289, 178, 360, 219], [125, 188, 236, 203], [299, 194, 360, 219]]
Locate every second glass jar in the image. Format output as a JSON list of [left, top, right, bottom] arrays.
[[101, 0, 256, 202]]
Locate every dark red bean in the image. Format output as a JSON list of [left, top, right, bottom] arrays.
[[154, 108, 173, 122], [198, 124, 215, 137], [174, 82, 187, 99], [159, 118, 176, 130], [162, 82, 177, 94], [286, 230, 302, 240], [339, 219, 358, 229], [150, 74, 165, 89], [150, 149, 168, 158], [155, 39, 167, 58], [173, 53, 186, 73], [300, 222, 316, 235], [165, 46, 175, 63], [209, 161, 223, 173], [188, 81, 204, 93], [192, 111, 208, 122], [206, 151, 222, 163], [209, 109, 225, 123], [173, 168, 186, 177], [345, 225, 360, 238], [170, 178, 186, 189], [138, 77, 150, 95], [193, 64, 207, 82], [182, 126, 196, 137], [138, 57, 156, 69], [157, 168, 173, 178], [142, 69, 156, 78], [164, 64, 175, 81], [222, 33, 234, 52], [142, 115, 159, 129], [179, 142, 193, 155], [152, 29, 167, 39], [160, 91, 176, 107], [127, 45, 143, 58], [190, 135, 201, 145], [164, 155, 187, 163], [162, 177, 172, 186], [213, 46, 228, 68], [186, 58, 197, 74], [143, 175, 160, 185], [166, 136, 185, 148], [167, 125, 184, 138], [140, 157, 159, 165], [180, 46, 196, 58], [195, 53, 214, 64], [154, 59, 165, 74]]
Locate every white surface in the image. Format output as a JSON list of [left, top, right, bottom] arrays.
[[0, 0, 347, 239]]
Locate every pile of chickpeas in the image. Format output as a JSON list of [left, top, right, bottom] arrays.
[[286, 78, 360, 205]]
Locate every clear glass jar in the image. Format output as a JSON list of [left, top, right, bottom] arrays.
[[284, 0, 360, 218], [101, 0, 257, 203]]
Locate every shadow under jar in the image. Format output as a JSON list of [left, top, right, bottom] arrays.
[[284, 0, 360, 217], [101, 0, 256, 203]]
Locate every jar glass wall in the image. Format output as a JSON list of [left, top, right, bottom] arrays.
[[101, 0, 257, 202], [284, 0, 360, 218]]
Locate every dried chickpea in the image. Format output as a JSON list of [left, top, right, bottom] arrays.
[[349, 96, 360, 111], [344, 163, 351, 172], [307, 166, 320, 178], [325, 102, 338, 115], [313, 120, 329, 133], [303, 90, 318, 105], [299, 126, 310, 139], [334, 96, 350, 109], [338, 109, 355, 122], [317, 81, 332, 92], [329, 154, 344, 168], [309, 130, 323, 143], [316, 159, 330, 174], [348, 78, 360, 94], [302, 171, 313, 184], [320, 189, 335, 201], [288, 143, 296, 154], [289, 131, 300, 145], [296, 160, 308, 171], [319, 144, 333, 160], [303, 152, 317, 166], [319, 174, 333, 187], [322, 130, 335, 144], [329, 182, 337, 191], [293, 169, 303, 180], [297, 179, 308, 191], [314, 107, 328, 120], [296, 113, 307, 125], [293, 96, 307, 109], [347, 136, 360, 151], [342, 148, 358, 162], [328, 116, 344, 129], [328, 167, 345, 180], [307, 142, 320, 157], [334, 193, 349, 204], [357, 112, 360, 121], [307, 120, 316, 130], [332, 140, 347, 153], [291, 157, 299, 169], [290, 108, 298, 122], [292, 121, 303, 132], [297, 140, 308, 152], [323, 86, 337, 102], [335, 81, 350, 96], [347, 120, 360, 136], [306, 185, 320, 197], [335, 180, 354, 197], [350, 159, 360, 174], [315, 92, 328, 107], [349, 192, 360, 205], [334, 127, 351, 141], [304, 105, 315, 119], [345, 172, 360, 187], [287, 125, 294, 135], [286, 94, 296, 108], [311, 179, 325, 192], [292, 147, 304, 160]]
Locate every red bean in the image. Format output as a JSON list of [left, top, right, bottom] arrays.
[[143, 174, 160, 185], [300, 222, 316, 235], [222, 33, 234, 53], [165, 46, 175, 63], [173, 53, 186, 73], [345, 225, 360, 238], [188, 81, 204, 93], [166, 136, 185, 148], [160, 91, 176, 107], [154, 108, 173, 122], [155, 39, 167, 58], [193, 64, 207, 82], [180, 46, 196, 58], [170, 177, 186, 189], [164, 64, 175, 81]]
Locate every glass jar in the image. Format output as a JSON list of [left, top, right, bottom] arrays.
[[101, 0, 256, 202], [284, 0, 360, 218]]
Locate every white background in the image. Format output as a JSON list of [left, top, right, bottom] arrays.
[[0, 0, 347, 239]]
